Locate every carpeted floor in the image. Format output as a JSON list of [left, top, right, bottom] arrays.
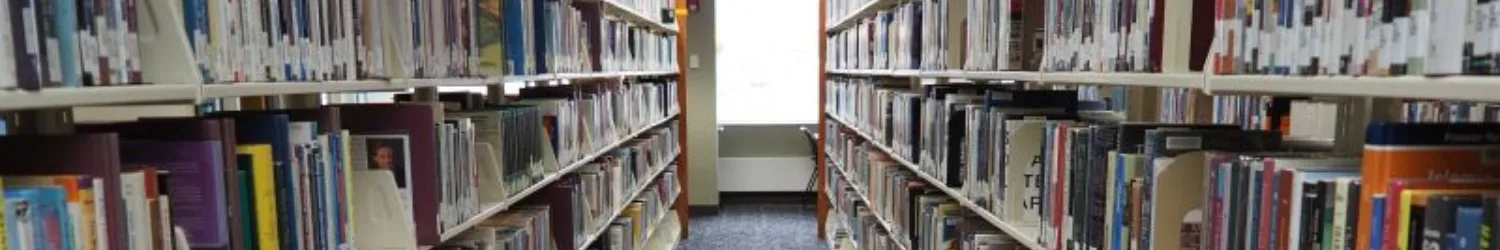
[[675, 195, 828, 250]]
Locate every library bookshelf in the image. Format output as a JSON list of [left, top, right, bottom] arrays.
[[0, 0, 693, 249], [816, 0, 1500, 250]]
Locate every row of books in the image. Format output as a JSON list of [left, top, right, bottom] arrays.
[[1400, 101, 1500, 123], [825, 123, 1032, 250], [825, 76, 1500, 250], [0, 77, 680, 249], [1208, 0, 1500, 76], [595, 171, 680, 250], [0, 0, 680, 91], [614, 0, 677, 26], [513, 78, 679, 169], [442, 170, 679, 250], [825, 0, 1042, 71], [501, 0, 677, 76], [826, 0, 876, 24], [824, 0, 1172, 72], [830, 0, 1500, 77], [1042, 0, 1180, 73], [441, 205, 555, 250], [572, 125, 678, 250], [1, 169, 182, 250]]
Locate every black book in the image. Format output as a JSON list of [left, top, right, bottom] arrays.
[[1114, 123, 1238, 154], [1427, 195, 1484, 250], [1069, 128, 1090, 249], [1086, 125, 1117, 250], [1303, 181, 1325, 250], [8, 0, 43, 89], [1411, 199, 1428, 250], [1230, 161, 1248, 250], [1346, 181, 1361, 250]]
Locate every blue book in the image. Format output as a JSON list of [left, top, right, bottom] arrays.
[[5, 190, 41, 250], [31, 187, 70, 250], [212, 113, 298, 250], [1456, 206, 1483, 250], [502, 0, 528, 75], [531, 0, 549, 74], [49, 0, 80, 87], [181, 0, 206, 82]]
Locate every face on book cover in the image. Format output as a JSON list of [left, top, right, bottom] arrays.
[[365, 138, 409, 187]]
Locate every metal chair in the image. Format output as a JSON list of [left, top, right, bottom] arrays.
[[798, 126, 819, 206]]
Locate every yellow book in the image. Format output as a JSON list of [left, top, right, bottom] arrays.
[[1397, 189, 1500, 250], [238, 145, 281, 250], [475, 0, 506, 76], [78, 180, 95, 250]]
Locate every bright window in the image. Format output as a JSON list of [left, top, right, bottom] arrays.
[[715, 0, 819, 125]]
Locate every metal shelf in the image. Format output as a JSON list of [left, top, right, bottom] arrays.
[[434, 113, 680, 242], [1205, 75, 1500, 102], [1, 71, 680, 111], [825, 114, 1046, 250], [0, 85, 200, 111], [826, 69, 1500, 102]]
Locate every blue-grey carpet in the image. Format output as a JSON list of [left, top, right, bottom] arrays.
[[675, 204, 829, 250]]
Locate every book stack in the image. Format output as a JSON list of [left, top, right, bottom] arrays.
[[596, 170, 681, 250], [449, 105, 559, 205], [1208, 0, 1500, 76], [2, 170, 163, 250], [0, 0, 682, 91], [1159, 88, 1212, 124], [826, 0, 876, 23], [59, 110, 362, 250], [527, 123, 678, 250], [597, 18, 679, 73], [517, 79, 678, 167], [181, 0, 482, 82], [443, 205, 556, 250], [1399, 101, 1500, 123], [0, 0, 145, 90], [824, 0, 1046, 71], [616, 0, 677, 25]]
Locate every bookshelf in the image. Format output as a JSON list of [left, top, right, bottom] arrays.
[[825, 70, 1500, 102], [0, 71, 683, 111], [827, 157, 911, 250], [574, 150, 683, 250], [0, 0, 693, 249], [826, 114, 1046, 250], [816, 0, 1500, 249], [437, 114, 680, 242]]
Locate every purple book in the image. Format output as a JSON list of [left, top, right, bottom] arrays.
[[120, 141, 230, 248]]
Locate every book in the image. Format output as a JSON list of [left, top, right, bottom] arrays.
[[0, 134, 126, 249], [236, 145, 279, 250], [1359, 123, 1500, 250]]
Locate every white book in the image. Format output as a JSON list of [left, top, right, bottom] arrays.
[[122, 171, 151, 250], [1429, 0, 1470, 75], [1487, 1, 1499, 71], [159, 194, 174, 250]]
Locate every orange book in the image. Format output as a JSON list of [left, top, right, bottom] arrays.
[[1358, 123, 1500, 250]]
